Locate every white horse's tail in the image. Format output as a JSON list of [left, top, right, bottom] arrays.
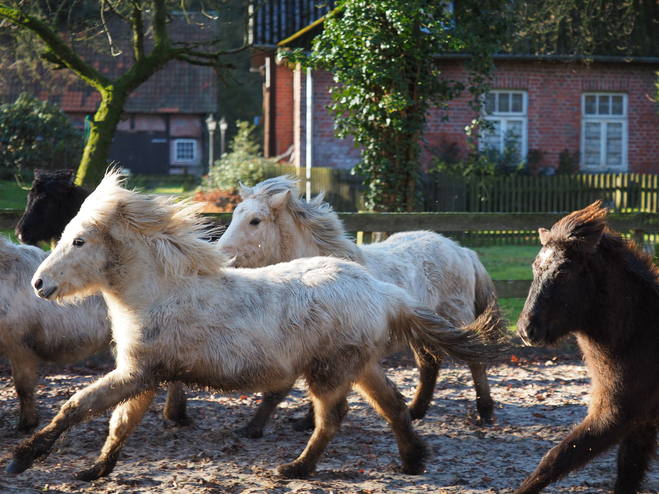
[[471, 253, 500, 320], [390, 301, 509, 365]]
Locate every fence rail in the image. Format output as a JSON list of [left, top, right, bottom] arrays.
[[5, 210, 659, 298], [263, 167, 659, 214]]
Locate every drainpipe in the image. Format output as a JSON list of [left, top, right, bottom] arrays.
[[306, 66, 313, 202]]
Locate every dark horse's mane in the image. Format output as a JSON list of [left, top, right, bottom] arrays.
[[552, 201, 659, 297]]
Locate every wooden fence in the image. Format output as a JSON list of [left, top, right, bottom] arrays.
[[4, 209, 659, 297], [263, 166, 659, 215]]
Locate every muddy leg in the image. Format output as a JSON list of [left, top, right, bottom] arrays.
[[614, 423, 658, 494], [10, 356, 40, 433], [408, 348, 440, 420], [163, 381, 191, 427], [6, 369, 148, 475], [468, 361, 494, 424], [354, 363, 428, 474], [277, 384, 351, 478], [76, 391, 157, 481], [515, 415, 622, 494], [235, 386, 293, 439]]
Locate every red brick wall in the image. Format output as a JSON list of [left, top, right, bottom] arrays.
[[274, 63, 295, 157], [277, 59, 659, 173]]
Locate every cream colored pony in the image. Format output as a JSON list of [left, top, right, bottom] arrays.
[[7, 171, 504, 481], [217, 175, 505, 437], [0, 236, 189, 432]]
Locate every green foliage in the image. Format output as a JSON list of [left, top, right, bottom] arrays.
[[200, 121, 277, 191], [280, 0, 512, 212], [0, 93, 83, 180]]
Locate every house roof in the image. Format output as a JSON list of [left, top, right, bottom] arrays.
[[0, 13, 218, 115]]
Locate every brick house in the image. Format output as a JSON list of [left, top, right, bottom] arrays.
[[0, 13, 217, 176], [251, 2, 659, 175]]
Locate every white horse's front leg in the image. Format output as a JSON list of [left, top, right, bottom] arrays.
[[6, 368, 149, 474], [76, 391, 157, 481]]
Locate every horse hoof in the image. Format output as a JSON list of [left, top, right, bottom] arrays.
[[6, 459, 28, 474], [277, 461, 311, 478], [75, 466, 105, 482], [408, 407, 428, 421], [234, 425, 263, 439]]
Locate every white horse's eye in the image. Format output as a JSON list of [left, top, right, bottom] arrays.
[[250, 218, 262, 226], [73, 238, 85, 247]]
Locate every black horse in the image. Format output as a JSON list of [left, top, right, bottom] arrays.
[[16, 169, 90, 247], [516, 201, 659, 494]]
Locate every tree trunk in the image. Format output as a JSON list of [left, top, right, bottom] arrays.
[[76, 88, 128, 188]]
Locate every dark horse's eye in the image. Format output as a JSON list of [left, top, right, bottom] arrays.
[[73, 238, 85, 247], [250, 218, 262, 226]]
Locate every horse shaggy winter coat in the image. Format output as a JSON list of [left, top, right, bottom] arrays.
[[216, 175, 505, 437], [7, 171, 504, 481], [0, 236, 190, 431], [516, 201, 659, 494]]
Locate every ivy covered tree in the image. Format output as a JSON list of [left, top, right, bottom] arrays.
[[0, 0, 253, 187], [0, 93, 84, 179], [282, 0, 512, 212]]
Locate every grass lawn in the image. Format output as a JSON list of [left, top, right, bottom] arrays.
[[0, 180, 29, 209]]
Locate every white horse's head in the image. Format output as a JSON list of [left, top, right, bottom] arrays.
[[217, 175, 361, 268], [32, 170, 227, 303], [217, 176, 303, 268]]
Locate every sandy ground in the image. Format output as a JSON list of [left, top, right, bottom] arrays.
[[0, 351, 657, 494]]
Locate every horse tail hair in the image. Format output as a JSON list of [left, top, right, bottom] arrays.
[[471, 253, 499, 319], [390, 300, 509, 365]]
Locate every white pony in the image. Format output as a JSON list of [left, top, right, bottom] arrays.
[[0, 236, 188, 431], [7, 171, 503, 480], [217, 175, 505, 437]]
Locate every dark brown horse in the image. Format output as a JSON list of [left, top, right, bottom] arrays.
[[516, 201, 659, 494]]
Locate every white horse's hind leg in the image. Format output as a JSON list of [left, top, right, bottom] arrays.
[[163, 381, 191, 426], [277, 383, 351, 478], [408, 348, 441, 420], [468, 362, 494, 424], [354, 362, 428, 475], [236, 384, 295, 438], [7, 369, 148, 474], [9, 353, 41, 432], [76, 390, 157, 481]]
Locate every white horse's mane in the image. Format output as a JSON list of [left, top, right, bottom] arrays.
[[248, 176, 364, 263], [82, 171, 230, 278]]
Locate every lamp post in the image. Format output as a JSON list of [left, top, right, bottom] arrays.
[[219, 116, 228, 155], [205, 113, 217, 168]]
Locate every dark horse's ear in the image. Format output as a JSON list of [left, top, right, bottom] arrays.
[[65, 169, 76, 184], [538, 228, 551, 245]]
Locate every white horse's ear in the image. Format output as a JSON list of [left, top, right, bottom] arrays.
[[237, 183, 253, 199], [538, 228, 551, 246], [270, 190, 291, 210]]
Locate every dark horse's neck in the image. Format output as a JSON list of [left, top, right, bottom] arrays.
[[579, 232, 659, 352]]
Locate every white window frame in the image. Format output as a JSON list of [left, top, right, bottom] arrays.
[[480, 90, 528, 161], [580, 93, 628, 172], [173, 139, 198, 164]]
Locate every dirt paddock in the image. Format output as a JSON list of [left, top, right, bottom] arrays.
[[0, 350, 657, 494]]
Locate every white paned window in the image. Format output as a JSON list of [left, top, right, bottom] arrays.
[[174, 139, 197, 163], [581, 93, 627, 172], [481, 90, 528, 162]]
